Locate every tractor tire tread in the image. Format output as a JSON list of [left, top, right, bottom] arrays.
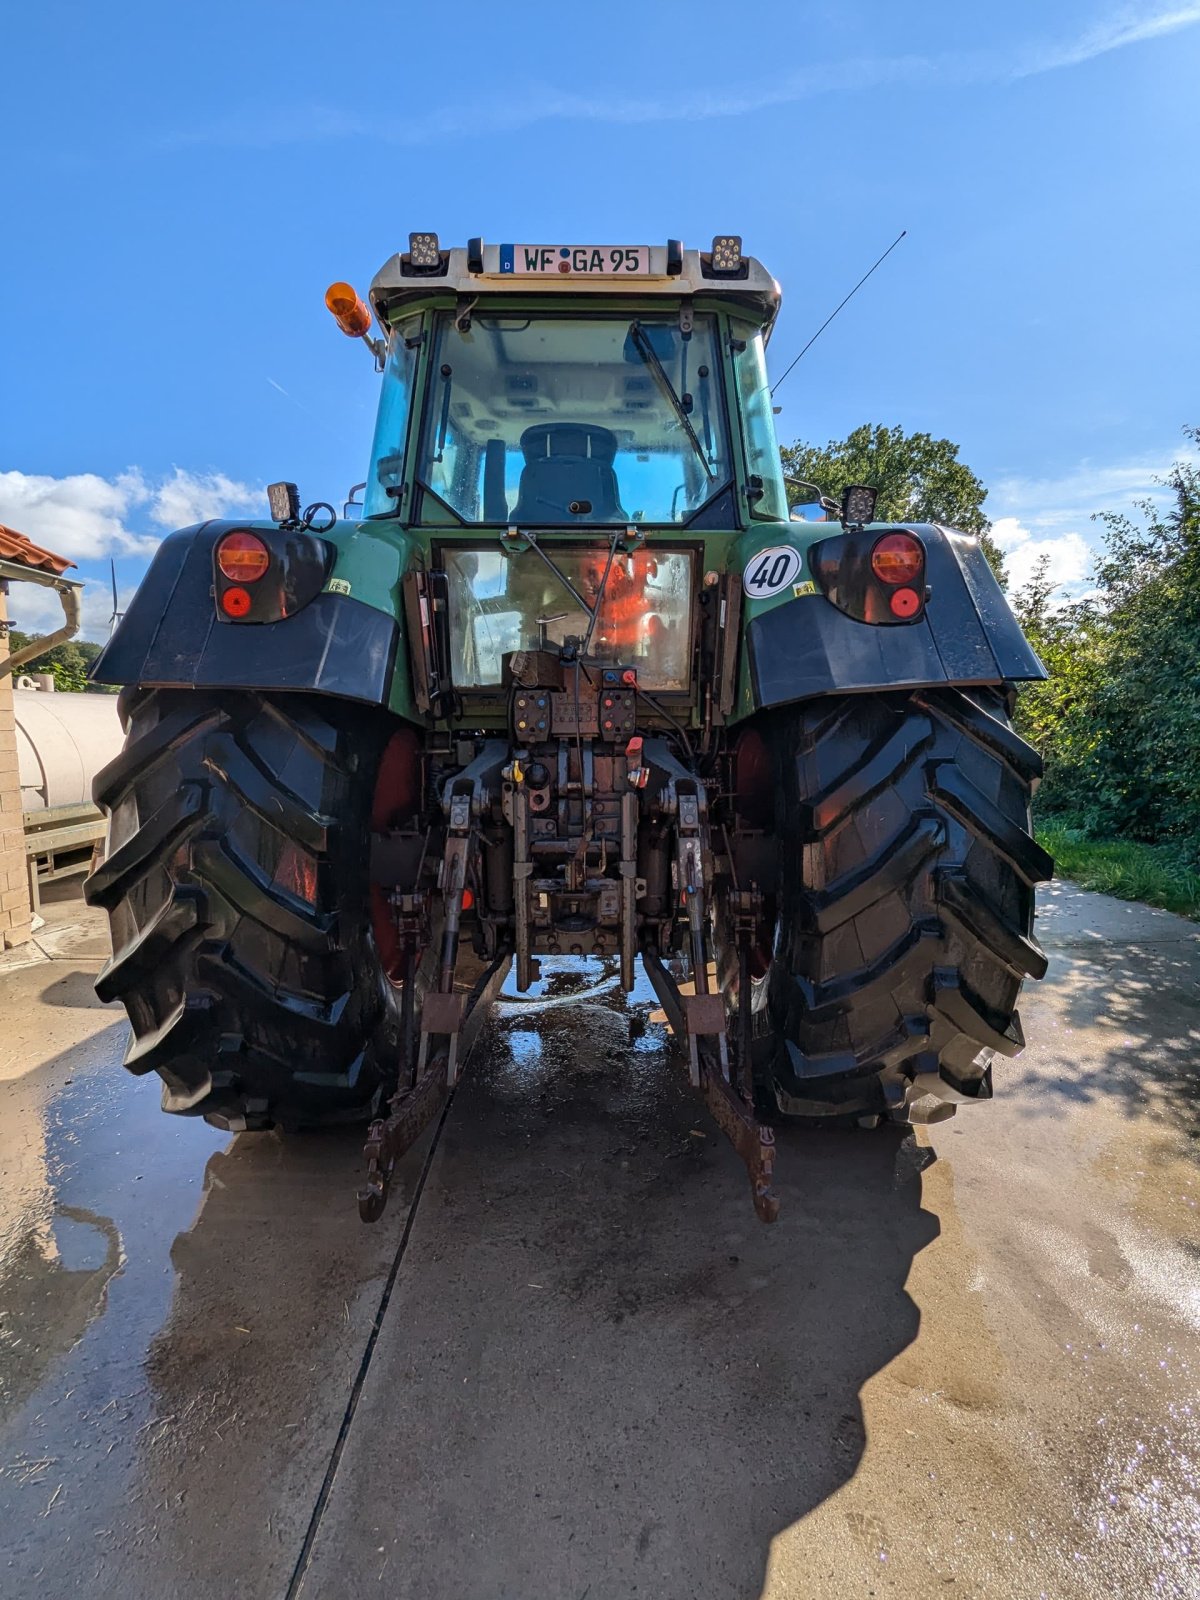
[[86, 689, 397, 1129], [758, 687, 1050, 1116]]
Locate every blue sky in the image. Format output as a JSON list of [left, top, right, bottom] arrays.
[[2, 0, 1198, 637]]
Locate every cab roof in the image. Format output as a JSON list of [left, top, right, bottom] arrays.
[[369, 243, 781, 339]]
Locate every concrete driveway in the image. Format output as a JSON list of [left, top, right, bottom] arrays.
[[0, 880, 1196, 1598]]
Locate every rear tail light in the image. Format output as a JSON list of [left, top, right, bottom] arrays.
[[889, 587, 922, 619], [212, 524, 334, 626], [870, 533, 924, 586], [217, 531, 270, 582], [809, 526, 927, 625]]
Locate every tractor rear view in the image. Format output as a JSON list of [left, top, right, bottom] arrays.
[[86, 234, 1051, 1222]]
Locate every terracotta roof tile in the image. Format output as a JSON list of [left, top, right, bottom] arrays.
[[0, 524, 75, 576]]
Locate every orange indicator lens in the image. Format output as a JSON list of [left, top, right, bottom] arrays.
[[217, 531, 270, 582], [324, 281, 372, 338], [221, 586, 252, 618], [871, 533, 924, 585]]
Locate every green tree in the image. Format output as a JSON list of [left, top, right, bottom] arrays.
[[781, 422, 1007, 581], [1010, 555, 1105, 810], [1079, 435, 1200, 848], [1011, 425, 1200, 858]]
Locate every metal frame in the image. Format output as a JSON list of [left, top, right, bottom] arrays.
[[23, 803, 105, 913], [357, 718, 782, 1228]]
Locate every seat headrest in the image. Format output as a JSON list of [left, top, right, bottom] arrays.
[[519, 423, 619, 466]]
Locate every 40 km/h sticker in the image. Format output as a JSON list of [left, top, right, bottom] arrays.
[[743, 545, 803, 598]]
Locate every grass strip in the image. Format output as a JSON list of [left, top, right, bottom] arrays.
[[1037, 823, 1200, 920]]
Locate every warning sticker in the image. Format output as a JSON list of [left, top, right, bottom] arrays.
[[325, 577, 352, 596]]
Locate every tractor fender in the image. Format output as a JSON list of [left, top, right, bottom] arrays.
[[743, 522, 1045, 712], [90, 520, 402, 706]]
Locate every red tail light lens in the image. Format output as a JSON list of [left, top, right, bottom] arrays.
[[870, 533, 923, 586], [221, 586, 252, 618], [889, 586, 922, 619], [217, 531, 270, 582]]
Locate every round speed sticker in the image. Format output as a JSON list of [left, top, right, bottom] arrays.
[[743, 545, 803, 598]]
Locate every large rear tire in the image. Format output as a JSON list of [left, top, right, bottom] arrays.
[[85, 690, 404, 1130], [754, 686, 1052, 1121]]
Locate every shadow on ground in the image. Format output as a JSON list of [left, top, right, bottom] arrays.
[[0, 958, 945, 1599], [37, 967, 112, 1008], [298, 972, 941, 1600], [112, 1124, 431, 1598]]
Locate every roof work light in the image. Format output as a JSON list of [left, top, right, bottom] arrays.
[[408, 231, 441, 270], [710, 235, 743, 274]]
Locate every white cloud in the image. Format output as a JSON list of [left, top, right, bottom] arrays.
[[0, 468, 151, 561], [1015, 2, 1200, 75], [0, 467, 261, 562], [159, 62, 934, 149], [0, 465, 260, 643], [148, 468, 262, 530], [986, 437, 1199, 598], [157, 4, 1200, 149], [988, 444, 1197, 530], [991, 517, 1093, 592]]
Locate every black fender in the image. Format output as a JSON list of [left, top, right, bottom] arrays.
[[90, 522, 400, 705], [745, 522, 1044, 708]]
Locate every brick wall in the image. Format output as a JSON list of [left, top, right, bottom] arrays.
[[0, 583, 33, 947]]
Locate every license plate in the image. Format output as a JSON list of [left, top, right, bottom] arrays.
[[499, 244, 651, 277]]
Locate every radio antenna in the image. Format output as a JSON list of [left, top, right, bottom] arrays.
[[770, 229, 907, 397]]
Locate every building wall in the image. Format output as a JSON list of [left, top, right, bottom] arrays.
[[0, 583, 34, 947]]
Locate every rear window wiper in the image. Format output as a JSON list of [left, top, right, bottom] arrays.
[[628, 322, 716, 480]]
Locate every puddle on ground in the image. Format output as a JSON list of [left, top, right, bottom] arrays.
[[0, 987, 421, 1594], [0, 1024, 227, 1540]]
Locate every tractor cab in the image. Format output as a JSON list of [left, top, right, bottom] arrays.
[[357, 237, 785, 526], [341, 235, 789, 700], [366, 307, 743, 528]]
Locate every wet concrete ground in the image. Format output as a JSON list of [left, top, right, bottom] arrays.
[[0, 881, 1197, 1599]]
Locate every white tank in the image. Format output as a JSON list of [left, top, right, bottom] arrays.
[[13, 689, 124, 812]]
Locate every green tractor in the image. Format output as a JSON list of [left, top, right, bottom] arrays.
[[85, 234, 1051, 1223]]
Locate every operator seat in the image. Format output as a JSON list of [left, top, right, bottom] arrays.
[[511, 423, 628, 523]]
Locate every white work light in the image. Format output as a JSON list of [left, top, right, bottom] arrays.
[[840, 484, 879, 528], [267, 481, 300, 525], [408, 232, 441, 269], [710, 235, 743, 273]]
